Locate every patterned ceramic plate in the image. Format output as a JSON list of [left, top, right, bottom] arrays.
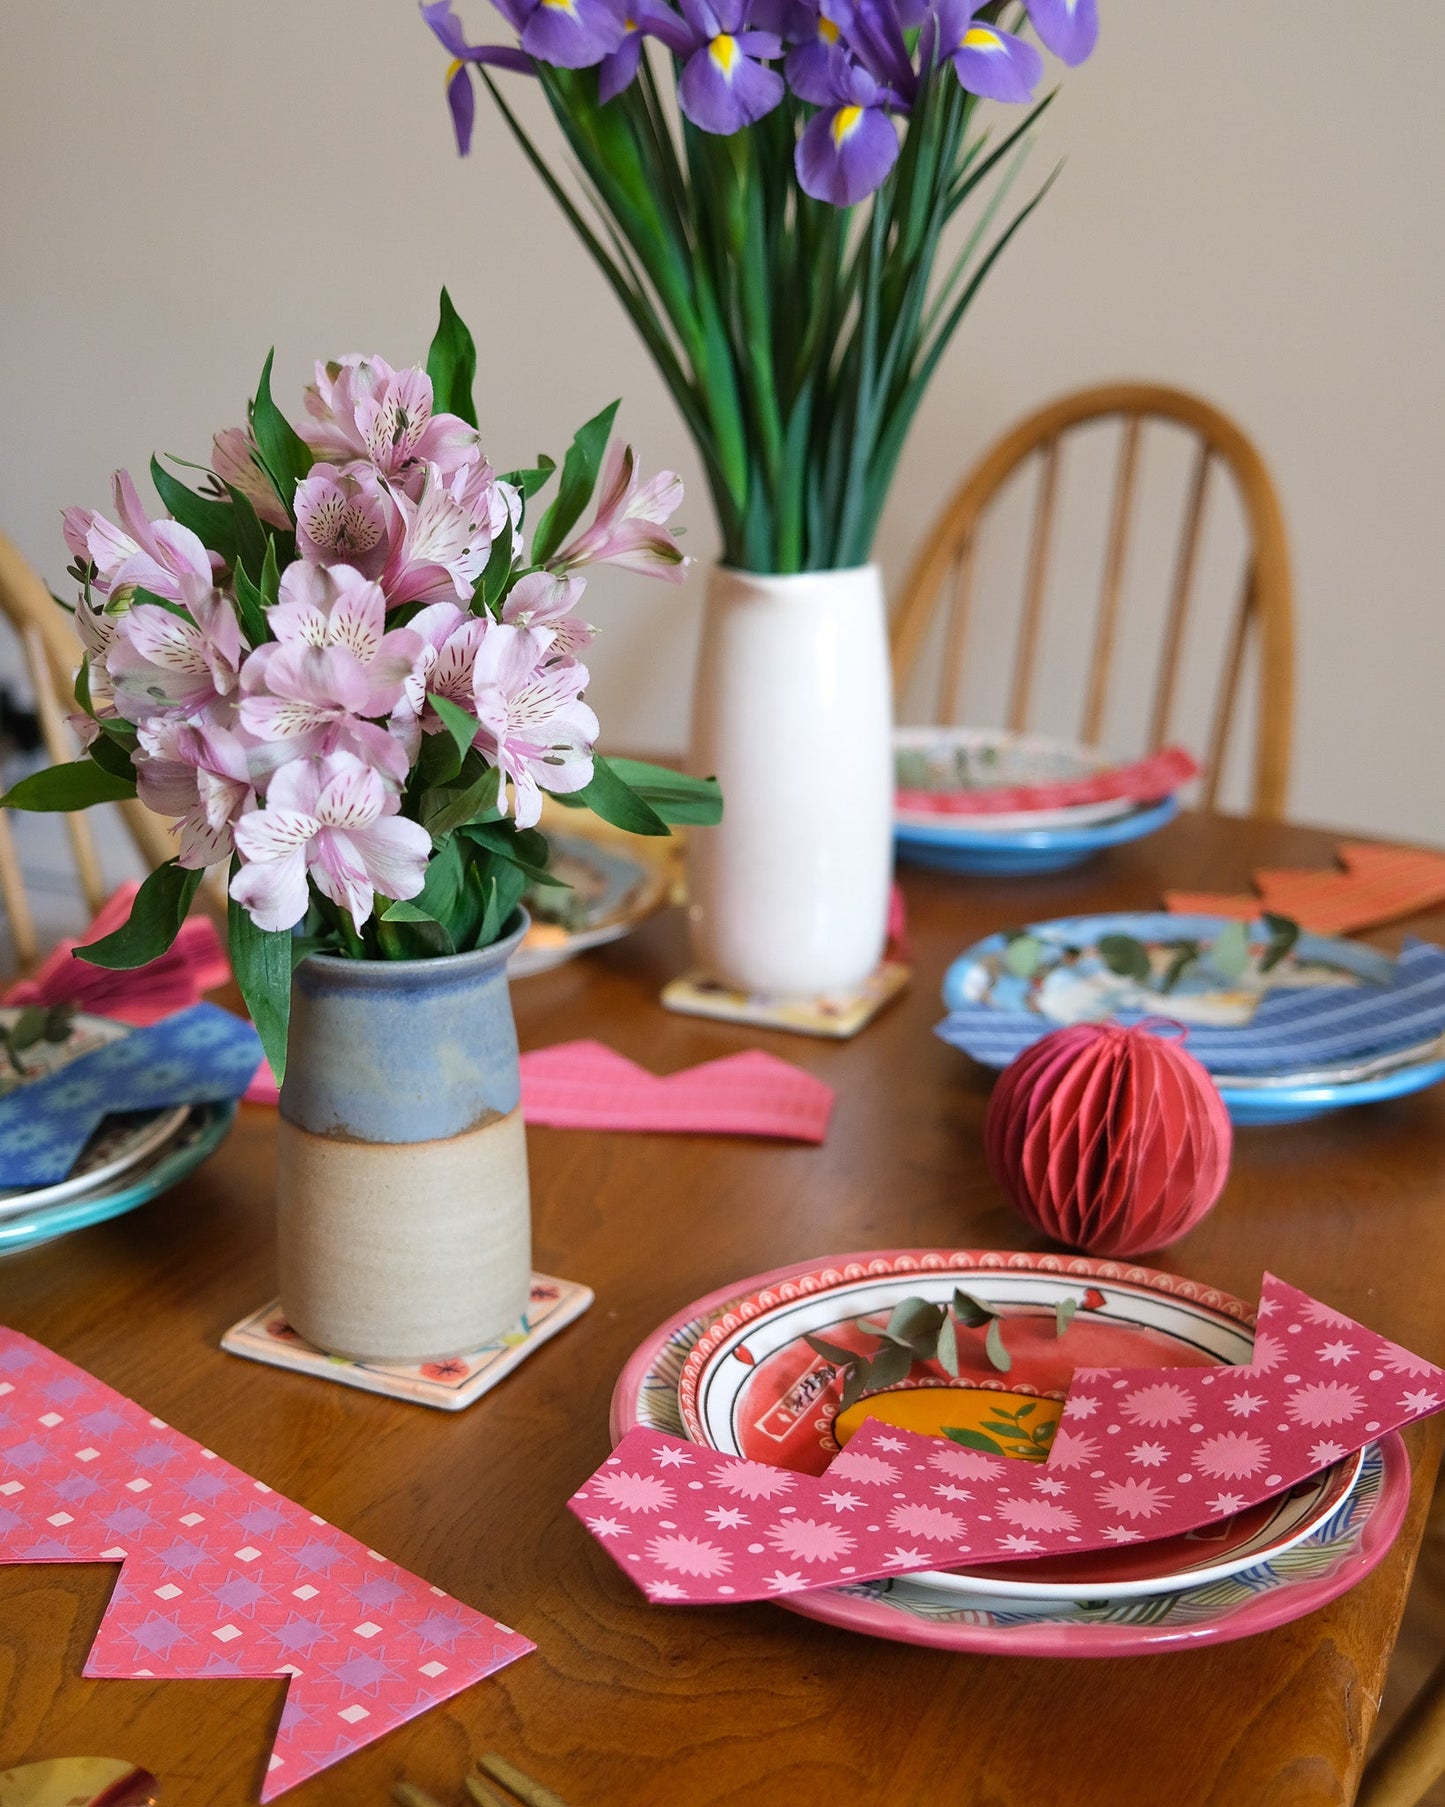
[[0, 1011, 190, 1219], [0, 1104, 235, 1257], [510, 833, 670, 978], [894, 728, 1133, 833], [613, 1251, 1364, 1606]]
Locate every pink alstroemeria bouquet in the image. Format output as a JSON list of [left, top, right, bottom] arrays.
[[5, 292, 720, 1083]]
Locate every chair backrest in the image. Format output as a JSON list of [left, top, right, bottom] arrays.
[[889, 382, 1295, 819], [0, 530, 178, 969]]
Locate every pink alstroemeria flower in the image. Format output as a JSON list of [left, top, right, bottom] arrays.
[[388, 601, 485, 758], [294, 463, 392, 580], [229, 749, 433, 933], [211, 427, 292, 530], [501, 570, 595, 658], [303, 355, 481, 486], [470, 623, 598, 828], [550, 444, 687, 580], [381, 458, 500, 606], [134, 713, 261, 869], [239, 565, 420, 784], [104, 581, 246, 725], [62, 469, 217, 601]]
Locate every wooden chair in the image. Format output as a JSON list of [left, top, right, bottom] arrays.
[[0, 529, 177, 969], [890, 381, 1296, 819]]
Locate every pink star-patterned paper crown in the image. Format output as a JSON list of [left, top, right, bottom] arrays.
[[570, 1275, 1444, 1604], [0, 1330, 531, 1798]]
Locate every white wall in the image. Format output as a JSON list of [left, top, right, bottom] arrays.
[[2, 0, 1441, 841]]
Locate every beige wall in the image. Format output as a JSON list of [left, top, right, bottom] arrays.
[[2, 1, 1441, 841]]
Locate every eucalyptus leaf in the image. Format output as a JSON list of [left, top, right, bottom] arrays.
[[803, 1334, 857, 1368], [839, 1361, 869, 1413], [936, 1311, 959, 1377], [1260, 911, 1300, 974], [984, 1315, 1012, 1373], [1055, 1297, 1078, 1339], [1003, 932, 1044, 978], [952, 1288, 994, 1329], [1097, 932, 1152, 983], [863, 1340, 912, 1391], [1210, 919, 1251, 982]]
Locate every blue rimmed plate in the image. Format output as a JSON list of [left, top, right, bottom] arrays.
[[0, 1104, 235, 1256], [895, 797, 1179, 876], [938, 912, 1445, 1123]]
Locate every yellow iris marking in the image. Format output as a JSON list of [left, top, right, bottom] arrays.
[[445, 56, 463, 82], [962, 25, 1001, 49], [832, 104, 863, 145], [709, 32, 740, 73], [540, 0, 578, 13], [818, 15, 839, 41]]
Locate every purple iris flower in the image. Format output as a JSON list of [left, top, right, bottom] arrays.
[[499, 0, 628, 70], [795, 56, 899, 206], [784, 1, 851, 105], [421, 0, 538, 153], [675, 0, 786, 134], [1024, 0, 1098, 66], [598, 0, 693, 102], [935, 0, 1042, 104]]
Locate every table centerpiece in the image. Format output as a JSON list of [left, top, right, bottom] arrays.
[[5, 292, 719, 1361], [423, 0, 1098, 995]]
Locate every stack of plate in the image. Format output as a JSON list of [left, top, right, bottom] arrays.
[[509, 828, 672, 979], [938, 912, 1445, 1123], [612, 1252, 1409, 1655], [0, 1011, 233, 1257], [893, 728, 1183, 876]]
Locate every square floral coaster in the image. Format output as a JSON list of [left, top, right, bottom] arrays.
[[660, 960, 910, 1039], [221, 1273, 593, 1410]]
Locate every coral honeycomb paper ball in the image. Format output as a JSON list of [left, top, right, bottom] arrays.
[[984, 1022, 1233, 1259]]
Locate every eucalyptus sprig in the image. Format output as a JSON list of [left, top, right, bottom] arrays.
[[1003, 913, 1302, 997], [0, 1003, 75, 1080], [804, 1289, 1079, 1415]]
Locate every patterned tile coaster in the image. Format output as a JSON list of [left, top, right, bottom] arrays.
[[222, 1273, 593, 1410], [660, 961, 911, 1039]]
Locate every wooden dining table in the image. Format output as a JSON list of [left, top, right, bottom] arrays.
[[2, 808, 1444, 1807]]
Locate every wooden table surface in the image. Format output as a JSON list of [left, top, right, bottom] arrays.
[[2, 810, 1444, 1807]]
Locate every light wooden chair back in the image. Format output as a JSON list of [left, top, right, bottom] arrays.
[[890, 382, 1295, 819], [0, 530, 177, 969]]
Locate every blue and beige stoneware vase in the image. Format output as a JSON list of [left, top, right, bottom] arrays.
[[276, 916, 531, 1362]]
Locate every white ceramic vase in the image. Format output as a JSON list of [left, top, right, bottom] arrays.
[[686, 563, 894, 997]]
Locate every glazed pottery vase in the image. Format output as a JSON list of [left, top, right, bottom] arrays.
[[686, 563, 894, 998], [276, 916, 531, 1362]]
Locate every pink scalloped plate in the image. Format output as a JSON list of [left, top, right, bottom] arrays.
[[610, 1250, 1411, 1653]]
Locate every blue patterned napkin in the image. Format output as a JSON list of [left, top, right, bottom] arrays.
[[937, 938, 1445, 1076], [0, 1004, 261, 1187]]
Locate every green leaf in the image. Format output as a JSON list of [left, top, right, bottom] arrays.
[[479, 512, 514, 616], [1097, 933, 1152, 983], [2, 760, 135, 812], [228, 880, 293, 1088], [150, 456, 237, 563], [1260, 911, 1300, 974], [249, 349, 313, 520], [984, 1315, 1012, 1373], [223, 483, 269, 581], [475, 858, 529, 949], [839, 1361, 869, 1413], [1055, 1297, 1079, 1339], [864, 1341, 912, 1391], [231, 559, 269, 649], [1210, 919, 1251, 983], [942, 1427, 1008, 1457], [76, 860, 202, 970], [570, 751, 669, 836], [422, 760, 503, 841], [85, 733, 137, 785], [425, 287, 478, 429], [803, 1334, 857, 1369], [529, 399, 620, 564], [884, 1298, 945, 1356], [499, 456, 556, 499], [376, 898, 457, 961], [936, 1312, 959, 1377], [1159, 939, 1201, 994], [601, 758, 722, 826], [1003, 932, 1043, 978], [952, 1288, 994, 1329], [461, 821, 565, 888], [428, 694, 480, 785]]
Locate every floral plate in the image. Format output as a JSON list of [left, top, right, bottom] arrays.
[[0, 1011, 190, 1219], [611, 1252, 1393, 1628], [0, 1104, 235, 1256], [509, 832, 670, 978], [893, 727, 1133, 833]]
